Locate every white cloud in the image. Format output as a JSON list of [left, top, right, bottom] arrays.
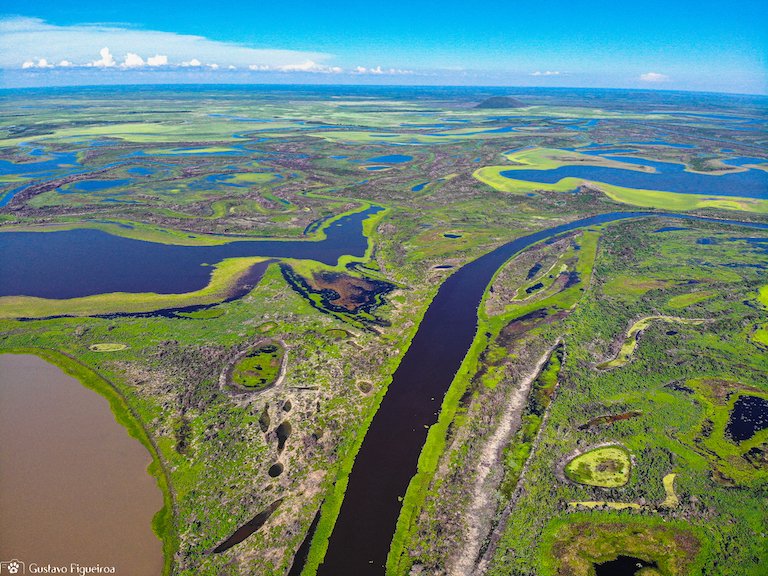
[[91, 46, 115, 67], [21, 57, 53, 68], [146, 54, 168, 66], [640, 72, 669, 82], [531, 70, 560, 76], [58, 59, 73, 67], [181, 58, 202, 67], [0, 16, 332, 70], [249, 60, 343, 73], [122, 52, 144, 67], [353, 65, 412, 75], [278, 59, 326, 72], [208, 63, 219, 70]]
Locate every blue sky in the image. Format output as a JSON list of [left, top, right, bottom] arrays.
[[1, 0, 766, 93]]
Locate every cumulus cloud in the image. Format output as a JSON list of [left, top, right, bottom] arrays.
[[122, 52, 144, 67], [640, 71, 669, 82], [21, 57, 53, 68], [91, 46, 115, 67], [58, 59, 73, 67], [181, 58, 202, 67], [146, 54, 168, 66], [0, 16, 333, 71], [531, 70, 560, 76]]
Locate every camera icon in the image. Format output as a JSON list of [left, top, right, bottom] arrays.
[[0, 560, 25, 574]]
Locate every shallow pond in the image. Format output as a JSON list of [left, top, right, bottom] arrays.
[[595, 555, 658, 575], [366, 154, 412, 163], [61, 178, 132, 193], [727, 395, 768, 442], [0, 354, 163, 574]]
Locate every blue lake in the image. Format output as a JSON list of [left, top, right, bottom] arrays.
[[412, 182, 430, 192], [127, 167, 154, 176], [63, 179, 132, 193], [723, 157, 767, 167], [0, 151, 80, 176], [0, 207, 381, 299], [366, 154, 413, 163], [500, 155, 768, 198]]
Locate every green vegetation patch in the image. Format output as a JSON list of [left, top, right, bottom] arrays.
[[325, 328, 352, 340], [667, 291, 716, 309], [661, 473, 679, 508], [597, 316, 705, 369], [543, 519, 700, 576], [678, 378, 768, 485], [88, 343, 129, 352], [564, 446, 632, 487], [752, 324, 768, 347], [231, 342, 285, 391]]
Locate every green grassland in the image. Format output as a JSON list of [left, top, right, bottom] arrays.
[[2, 88, 767, 576], [564, 446, 632, 487], [541, 517, 701, 576], [230, 343, 285, 390], [597, 316, 706, 369], [483, 220, 768, 576], [395, 218, 768, 576], [89, 342, 129, 352]]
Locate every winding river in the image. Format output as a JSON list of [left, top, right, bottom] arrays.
[[316, 211, 768, 575]]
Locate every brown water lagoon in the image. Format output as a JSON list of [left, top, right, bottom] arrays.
[[0, 354, 163, 575]]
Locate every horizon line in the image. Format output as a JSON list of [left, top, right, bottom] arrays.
[[1, 81, 766, 99]]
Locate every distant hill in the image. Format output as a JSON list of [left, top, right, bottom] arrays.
[[475, 96, 527, 109]]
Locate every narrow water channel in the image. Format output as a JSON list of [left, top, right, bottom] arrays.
[[316, 212, 768, 575], [0, 354, 163, 575]]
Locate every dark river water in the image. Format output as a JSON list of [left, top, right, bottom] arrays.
[[501, 156, 768, 198], [315, 212, 768, 575], [0, 207, 379, 298]]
